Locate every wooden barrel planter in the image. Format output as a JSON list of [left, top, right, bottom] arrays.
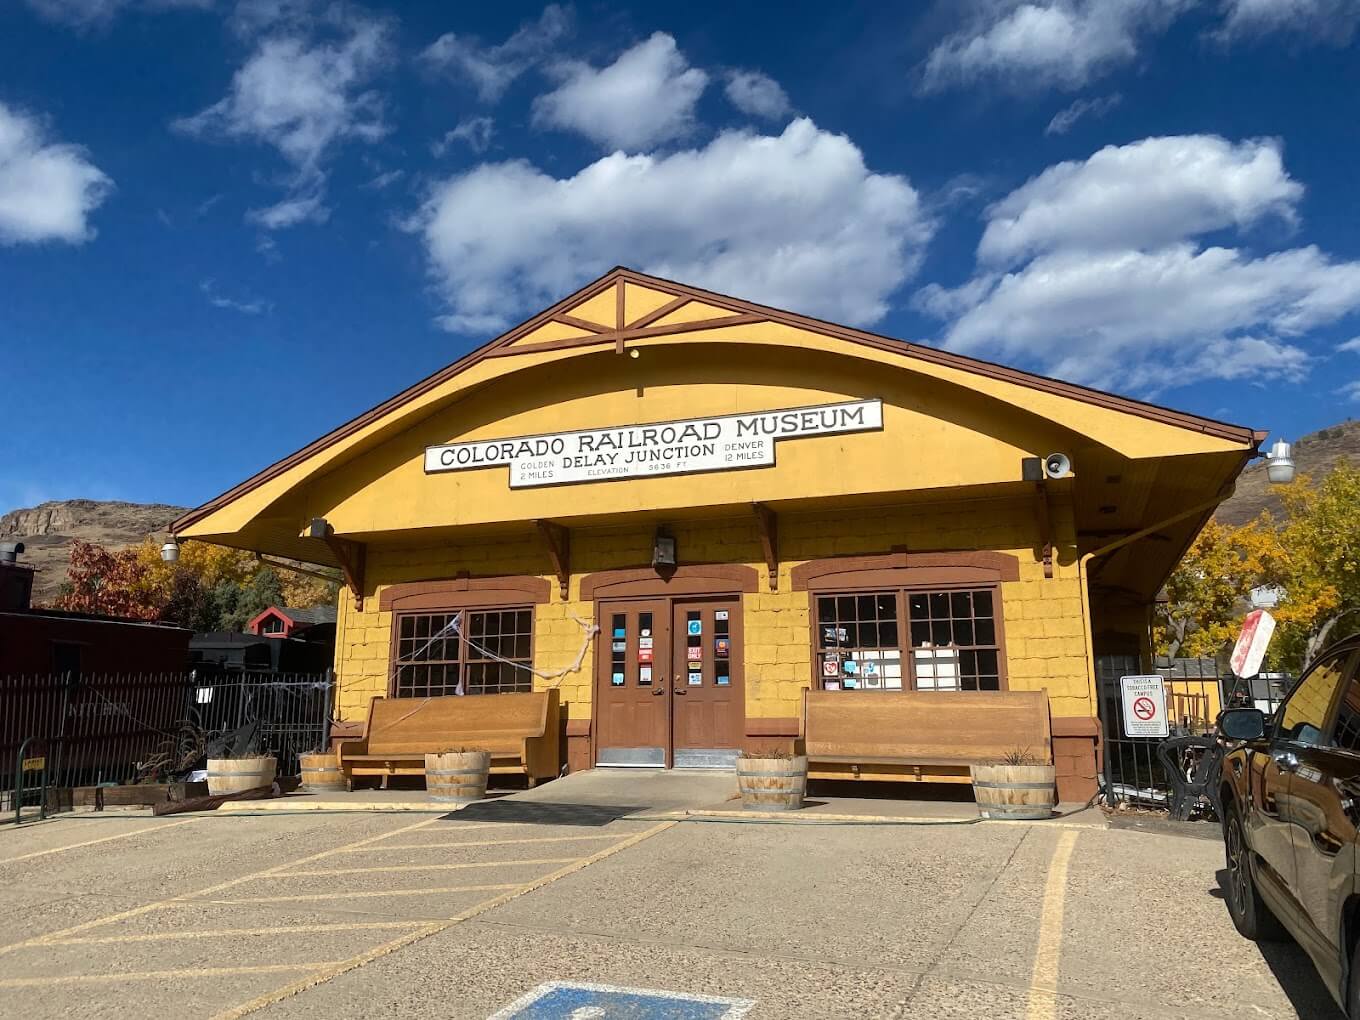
[[425, 750, 491, 803], [205, 756, 277, 797], [299, 752, 345, 792], [736, 754, 808, 811], [969, 763, 1057, 820]]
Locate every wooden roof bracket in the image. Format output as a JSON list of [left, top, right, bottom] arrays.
[[752, 501, 779, 591], [1034, 481, 1054, 579], [536, 519, 571, 599], [308, 518, 366, 610]]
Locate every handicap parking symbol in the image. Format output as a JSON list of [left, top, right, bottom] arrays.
[[489, 981, 755, 1019]]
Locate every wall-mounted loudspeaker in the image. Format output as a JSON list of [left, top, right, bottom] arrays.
[[1043, 453, 1072, 479]]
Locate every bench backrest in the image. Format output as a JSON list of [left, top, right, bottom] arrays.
[[364, 690, 556, 755], [802, 689, 1051, 764]]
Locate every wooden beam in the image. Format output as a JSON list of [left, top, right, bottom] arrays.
[[310, 518, 367, 610], [536, 520, 571, 599], [1034, 481, 1053, 579], [615, 281, 625, 329], [551, 313, 611, 334], [752, 502, 779, 591], [624, 294, 689, 330]]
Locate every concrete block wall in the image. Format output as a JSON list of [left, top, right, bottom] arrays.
[[333, 494, 1092, 730]]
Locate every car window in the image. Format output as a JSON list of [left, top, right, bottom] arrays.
[[1331, 671, 1360, 752], [1278, 650, 1351, 746]]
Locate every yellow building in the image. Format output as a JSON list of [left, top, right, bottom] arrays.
[[171, 267, 1262, 801]]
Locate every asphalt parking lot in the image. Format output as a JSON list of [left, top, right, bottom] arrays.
[[0, 804, 1342, 1019]]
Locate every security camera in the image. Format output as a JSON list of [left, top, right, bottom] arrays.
[[1043, 453, 1072, 479]]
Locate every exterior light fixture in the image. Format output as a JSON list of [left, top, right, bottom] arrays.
[[1264, 439, 1295, 485], [652, 528, 677, 568], [160, 537, 180, 563]]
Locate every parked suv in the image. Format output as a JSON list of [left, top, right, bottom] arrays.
[[1219, 634, 1360, 1015]]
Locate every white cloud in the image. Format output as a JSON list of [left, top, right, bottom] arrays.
[[1338, 336, 1360, 353], [200, 277, 271, 314], [24, 0, 210, 29], [434, 116, 494, 156], [1044, 92, 1121, 135], [533, 33, 709, 151], [917, 134, 1360, 393], [246, 190, 328, 228], [1216, 0, 1360, 43], [364, 168, 404, 190], [724, 70, 791, 120], [920, 244, 1349, 388], [412, 117, 932, 334], [920, 0, 1189, 92], [0, 102, 112, 245], [420, 5, 570, 103], [173, 6, 391, 229], [979, 135, 1302, 265]]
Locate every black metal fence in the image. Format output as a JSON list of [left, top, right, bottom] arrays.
[[2, 671, 334, 813], [1098, 655, 1290, 815]]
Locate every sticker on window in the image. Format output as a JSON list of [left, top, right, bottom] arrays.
[[639, 667, 652, 685], [715, 638, 730, 657], [639, 637, 653, 650], [688, 672, 702, 685], [716, 674, 731, 686], [612, 627, 626, 639], [611, 672, 625, 687], [639, 648, 653, 664], [715, 610, 729, 621], [687, 619, 702, 636], [687, 647, 703, 661], [612, 641, 626, 653], [824, 680, 841, 691], [821, 657, 839, 678]]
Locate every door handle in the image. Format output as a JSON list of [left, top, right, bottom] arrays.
[[651, 688, 665, 696], [674, 689, 687, 696]]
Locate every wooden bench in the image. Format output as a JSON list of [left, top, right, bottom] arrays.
[[338, 691, 560, 789], [800, 688, 1051, 783]]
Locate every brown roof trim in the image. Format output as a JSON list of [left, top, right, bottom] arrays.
[[377, 575, 551, 612], [173, 266, 1260, 535]]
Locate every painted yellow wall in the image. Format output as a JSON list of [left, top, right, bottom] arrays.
[[333, 494, 1094, 728], [178, 297, 1250, 549]]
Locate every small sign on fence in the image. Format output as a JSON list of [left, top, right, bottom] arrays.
[[1120, 675, 1169, 738], [20, 756, 46, 772]]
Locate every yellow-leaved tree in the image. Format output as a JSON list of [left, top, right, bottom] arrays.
[[1158, 463, 1359, 672]]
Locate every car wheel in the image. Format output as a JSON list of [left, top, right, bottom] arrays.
[[1223, 803, 1285, 942]]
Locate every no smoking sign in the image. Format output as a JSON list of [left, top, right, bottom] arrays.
[[1120, 676, 1169, 738]]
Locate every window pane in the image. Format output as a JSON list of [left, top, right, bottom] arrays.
[[814, 591, 902, 692], [904, 586, 1002, 694], [1280, 652, 1348, 746], [1333, 681, 1360, 753]]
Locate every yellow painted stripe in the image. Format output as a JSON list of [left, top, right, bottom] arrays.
[[0, 816, 441, 956], [0, 962, 342, 989], [1026, 829, 1079, 1020], [337, 834, 622, 851], [210, 883, 521, 905], [0, 818, 199, 866], [44, 921, 428, 946], [278, 857, 578, 877], [210, 821, 677, 1020]]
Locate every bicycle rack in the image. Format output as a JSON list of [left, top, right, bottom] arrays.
[[13, 737, 51, 825]]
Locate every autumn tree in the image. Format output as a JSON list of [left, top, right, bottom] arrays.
[[1158, 463, 1359, 672], [55, 540, 159, 620], [57, 537, 336, 632]]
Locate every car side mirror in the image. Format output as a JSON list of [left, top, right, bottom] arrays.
[[1220, 707, 1267, 741]]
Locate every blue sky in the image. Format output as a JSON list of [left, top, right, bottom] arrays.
[[3, 0, 1359, 513]]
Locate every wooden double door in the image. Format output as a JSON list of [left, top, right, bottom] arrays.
[[595, 597, 744, 768]]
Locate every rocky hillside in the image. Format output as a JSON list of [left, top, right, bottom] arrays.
[[0, 500, 188, 605], [1217, 418, 1359, 526]]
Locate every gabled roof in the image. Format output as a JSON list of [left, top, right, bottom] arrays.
[[173, 266, 1262, 535]]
